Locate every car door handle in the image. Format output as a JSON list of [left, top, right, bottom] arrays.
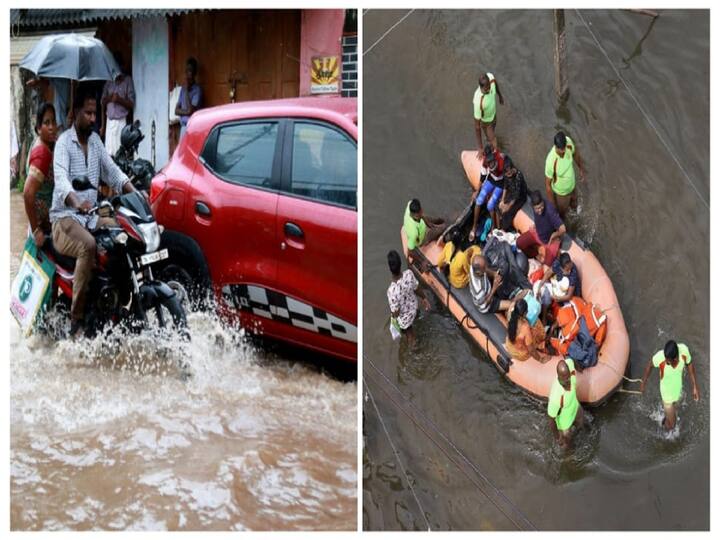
[[284, 222, 304, 239], [195, 201, 211, 217]]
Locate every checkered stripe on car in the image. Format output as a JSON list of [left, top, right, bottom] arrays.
[[221, 284, 357, 343]]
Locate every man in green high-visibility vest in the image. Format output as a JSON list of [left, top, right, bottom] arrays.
[[640, 339, 700, 431], [547, 357, 584, 448], [544, 131, 586, 219], [473, 72, 504, 154]]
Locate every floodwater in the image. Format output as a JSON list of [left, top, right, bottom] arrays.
[[363, 10, 708, 530], [10, 192, 357, 531]]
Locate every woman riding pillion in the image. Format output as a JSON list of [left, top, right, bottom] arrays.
[[23, 102, 57, 248]]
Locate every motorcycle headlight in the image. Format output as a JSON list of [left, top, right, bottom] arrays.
[[115, 232, 128, 245], [138, 222, 161, 253]]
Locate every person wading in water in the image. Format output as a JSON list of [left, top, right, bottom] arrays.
[[473, 72, 504, 153], [640, 339, 699, 431], [547, 358, 584, 448]]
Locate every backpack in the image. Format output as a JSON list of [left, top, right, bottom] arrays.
[[566, 318, 599, 369]]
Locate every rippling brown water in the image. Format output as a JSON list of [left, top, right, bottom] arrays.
[[10, 191, 357, 531], [363, 9, 708, 531]]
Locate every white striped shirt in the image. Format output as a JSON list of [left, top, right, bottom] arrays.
[[470, 270, 493, 313], [50, 125, 129, 228]]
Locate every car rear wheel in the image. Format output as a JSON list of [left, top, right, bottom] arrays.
[[158, 263, 210, 311]]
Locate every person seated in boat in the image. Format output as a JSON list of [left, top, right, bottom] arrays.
[[516, 190, 565, 266], [513, 288, 543, 331], [496, 155, 528, 232], [535, 275, 571, 327], [437, 229, 481, 289], [404, 198, 446, 271], [504, 298, 549, 362], [387, 250, 431, 347], [469, 254, 515, 314], [479, 234, 532, 300], [640, 340, 699, 431], [469, 145, 505, 242], [548, 358, 584, 449], [535, 252, 582, 305]]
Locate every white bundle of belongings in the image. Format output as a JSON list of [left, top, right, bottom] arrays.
[[533, 275, 570, 305], [488, 228, 519, 246]]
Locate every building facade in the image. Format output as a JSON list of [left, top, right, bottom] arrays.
[[10, 9, 356, 175]]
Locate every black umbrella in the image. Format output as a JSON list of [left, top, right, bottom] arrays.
[[19, 33, 120, 81]]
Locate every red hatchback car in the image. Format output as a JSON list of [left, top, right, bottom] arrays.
[[150, 97, 357, 361]]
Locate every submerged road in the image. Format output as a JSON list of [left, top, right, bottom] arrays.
[[10, 191, 357, 531]]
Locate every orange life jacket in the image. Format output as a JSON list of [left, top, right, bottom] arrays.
[[550, 297, 607, 355]]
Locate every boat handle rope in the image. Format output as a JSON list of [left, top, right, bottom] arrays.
[[599, 303, 621, 314], [585, 274, 611, 299], [460, 312, 479, 331], [594, 353, 643, 395]]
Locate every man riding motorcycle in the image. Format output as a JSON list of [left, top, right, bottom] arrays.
[[50, 84, 141, 339]]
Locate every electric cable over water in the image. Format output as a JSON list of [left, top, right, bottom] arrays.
[[363, 10, 416, 56], [575, 9, 708, 210], [364, 355, 536, 530], [366, 384, 431, 530]]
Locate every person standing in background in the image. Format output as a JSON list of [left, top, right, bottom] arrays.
[[175, 57, 202, 140], [101, 51, 135, 156]]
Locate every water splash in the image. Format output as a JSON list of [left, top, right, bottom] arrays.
[[11, 308, 357, 530]]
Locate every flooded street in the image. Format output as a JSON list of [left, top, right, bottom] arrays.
[[363, 9, 709, 531], [10, 192, 357, 530]]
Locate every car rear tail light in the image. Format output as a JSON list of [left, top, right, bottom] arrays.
[[149, 174, 167, 204]]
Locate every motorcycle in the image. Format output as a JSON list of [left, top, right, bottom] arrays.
[[40, 176, 188, 340], [112, 120, 155, 192]]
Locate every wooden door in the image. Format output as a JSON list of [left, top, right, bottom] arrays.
[[170, 10, 301, 109]]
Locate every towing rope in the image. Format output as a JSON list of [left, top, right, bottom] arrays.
[[617, 388, 643, 395]]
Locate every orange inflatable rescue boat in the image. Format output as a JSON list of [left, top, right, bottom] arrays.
[[400, 151, 630, 405]]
